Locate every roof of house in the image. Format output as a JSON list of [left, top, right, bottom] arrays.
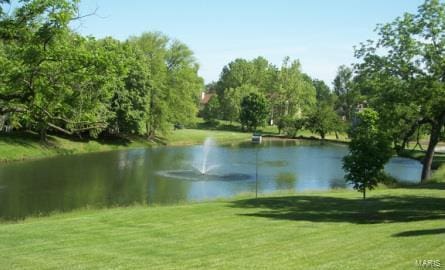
[[200, 92, 215, 104]]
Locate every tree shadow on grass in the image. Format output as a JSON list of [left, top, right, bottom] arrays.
[[0, 131, 45, 148], [399, 182, 445, 190], [392, 228, 445, 237], [230, 195, 445, 224]]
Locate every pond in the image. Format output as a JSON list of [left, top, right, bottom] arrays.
[[0, 139, 422, 220]]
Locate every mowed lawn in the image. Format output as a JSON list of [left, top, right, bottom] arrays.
[[0, 187, 444, 269]]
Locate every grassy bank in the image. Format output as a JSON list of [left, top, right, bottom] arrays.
[[0, 129, 250, 163], [0, 132, 154, 162], [399, 149, 445, 170], [165, 128, 250, 145], [0, 187, 443, 269]]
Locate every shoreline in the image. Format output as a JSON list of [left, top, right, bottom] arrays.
[[0, 130, 441, 168], [0, 129, 251, 164]]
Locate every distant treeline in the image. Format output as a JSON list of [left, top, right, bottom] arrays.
[[201, 56, 352, 138]]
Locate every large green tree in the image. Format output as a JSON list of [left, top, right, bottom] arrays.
[[165, 40, 203, 126], [128, 32, 169, 138], [128, 33, 203, 138], [216, 57, 277, 121], [0, 0, 117, 141], [276, 57, 316, 119], [355, 0, 445, 181], [108, 39, 150, 134], [0, 1, 203, 141]]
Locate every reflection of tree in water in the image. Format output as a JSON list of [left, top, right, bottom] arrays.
[[261, 160, 288, 167], [146, 147, 193, 204], [275, 172, 297, 190]]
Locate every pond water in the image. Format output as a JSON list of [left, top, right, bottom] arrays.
[[0, 139, 422, 220]]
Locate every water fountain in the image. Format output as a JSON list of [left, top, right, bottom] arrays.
[[192, 137, 218, 175], [157, 137, 251, 182]]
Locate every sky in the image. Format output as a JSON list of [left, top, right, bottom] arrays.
[[76, 0, 424, 86]]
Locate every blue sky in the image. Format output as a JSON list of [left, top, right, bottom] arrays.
[[76, 0, 424, 86]]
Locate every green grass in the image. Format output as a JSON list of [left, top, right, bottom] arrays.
[[431, 165, 445, 183], [166, 128, 250, 145], [0, 129, 250, 162], [0, 132, 154, 162], [0, 187, 443, 269], [193, 118, 350, 142]]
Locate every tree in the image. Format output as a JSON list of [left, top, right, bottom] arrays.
[[354, 0, 445, 181], [333, 65, 360, 121], [0, 1, 117, 141], [343, 109, 393, 199], [276, 57, 316, 119], [312, 79, 334, 105], [128, 32, 169, 138], [306, 103, 343, 140], [109, 40, 150, 135], [128, 32, 203, 138], [221, 84, 258, 123], [215, 57, 277, 121], [239, 92, 268, 131], [201, 96, 220, 124], [165, 40, 203, 126], [277, 116, 305, 138]]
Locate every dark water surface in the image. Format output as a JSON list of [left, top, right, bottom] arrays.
[[0, 139, 421, 220]]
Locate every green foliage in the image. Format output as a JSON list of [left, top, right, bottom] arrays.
[[128, 32, 203, 138], [333, 65, 361, 121], [343, 109, 393, 199], [220, 84, 258, 122], [276, 57, 316, 118], [277, 116, 305, 138], [110, 41, 150, 134], [312, 79, 335, 105], [0, 1, 117, 139], [201, 96, 220, 124], [306, 103, 343, 139], [0, 1, 203, 141], [214, 56, 316, 126], [239, 92, 268, 131], [354, 0, 445, 181]]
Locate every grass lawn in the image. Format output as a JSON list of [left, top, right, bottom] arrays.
[[166, 128, 250, 145], [0, 186, 444, 269]]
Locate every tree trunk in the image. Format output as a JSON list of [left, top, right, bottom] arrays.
[[421, 123, 441, 182], [40, 125, 48, 143], [362, 181, 366, 200], [145, 120, 150, 139]]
